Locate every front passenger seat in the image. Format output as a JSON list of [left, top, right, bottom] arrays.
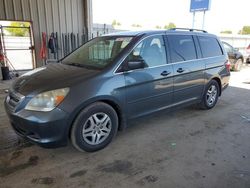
[[142, 44, 163, 67]]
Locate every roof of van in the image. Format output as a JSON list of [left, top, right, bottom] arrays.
[[104, 29, 217, 38]]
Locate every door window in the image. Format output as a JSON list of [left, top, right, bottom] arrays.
[[126, 35, 167, 67], [168, 35, 197, 63], [198, 36, 223, 58]]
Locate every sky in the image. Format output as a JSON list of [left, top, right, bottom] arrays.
[[92, 0, 250, 34]]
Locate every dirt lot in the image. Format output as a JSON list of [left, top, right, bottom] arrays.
[[0, 65, 250, 188]]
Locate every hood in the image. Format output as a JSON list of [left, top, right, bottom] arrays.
[[12, 63, 100, 96]]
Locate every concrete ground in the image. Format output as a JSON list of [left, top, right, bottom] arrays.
[[0, 65, 250, 188]]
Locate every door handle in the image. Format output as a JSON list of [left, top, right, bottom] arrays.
[[177, 68, 184, 73], [161, 71, 171, 76]]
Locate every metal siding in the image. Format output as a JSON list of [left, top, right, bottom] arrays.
[[65, 0, 73, 33], [29, 0, 41, 66], [12, 0, 23, 20], [77, 0, 84, 34], [51, 0, 60, 32], [4, 0, 15, 20], [36, 0, 46, 33], [78, 0, 86, 45], [0, 0, 90, 67], [44, 0, 53, 33], [58, 0, 66, 34], [71, 0, 78, 34], [0, 0, 6, 19], [51, 0, 62, 58], [21, 0, 31, 21]]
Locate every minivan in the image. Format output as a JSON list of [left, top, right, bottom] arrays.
[[4, 28, 230, 152]]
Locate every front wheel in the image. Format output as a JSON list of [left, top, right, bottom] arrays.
[[199, 80, 219, 110], [71, 102, 118, 152]]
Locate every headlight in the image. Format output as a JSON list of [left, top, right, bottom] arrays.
[[25, 88, 69, 111]]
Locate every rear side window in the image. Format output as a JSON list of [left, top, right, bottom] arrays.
[[198, 36, 223, 58], [168, 35, 197, 63]]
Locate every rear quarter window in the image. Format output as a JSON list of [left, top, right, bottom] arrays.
[[198, 36, 223, 58]]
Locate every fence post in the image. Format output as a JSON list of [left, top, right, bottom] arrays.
[[104, 24, 106, 34]]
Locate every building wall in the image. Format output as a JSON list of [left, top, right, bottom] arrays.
[[0, 0, 92, 67], [219, 34, 250, 57]]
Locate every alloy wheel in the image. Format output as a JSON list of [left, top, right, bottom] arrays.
[[206, 85, 217, 106], [82, 112, 112, 145]]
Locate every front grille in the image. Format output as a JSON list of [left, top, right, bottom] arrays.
[[7, 92, 24, 109]]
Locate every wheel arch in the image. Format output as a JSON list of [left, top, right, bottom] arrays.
[[210, 77, 222, 96], [67, 96, 126, 140], [99, 99, 126, 131], [235, 54, 244, 62]]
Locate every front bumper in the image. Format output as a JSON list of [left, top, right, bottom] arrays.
[[4, 94, 70, 148]]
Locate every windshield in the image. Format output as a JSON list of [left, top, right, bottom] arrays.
[[62, 36, 133, 69]]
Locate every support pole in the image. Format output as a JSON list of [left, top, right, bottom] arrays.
[[192, 12, 195, 29], [0, 25, 6, 67], [202, 11, 206, 30]]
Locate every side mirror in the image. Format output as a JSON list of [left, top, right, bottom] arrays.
[[127, 60, 145, 70], [234, 48, 239, 52]]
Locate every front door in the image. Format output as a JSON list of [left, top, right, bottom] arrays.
[[123, 35, 174, 119]]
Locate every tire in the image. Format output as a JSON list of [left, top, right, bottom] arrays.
[[199, 80, 220, 110], [233, 59, 243, 71], [71, 102, 118, 152]]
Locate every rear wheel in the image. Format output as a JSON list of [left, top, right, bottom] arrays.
[[199, 80, 219, 110], [234, 59, 243, 71], [71, 102, 118, 152]]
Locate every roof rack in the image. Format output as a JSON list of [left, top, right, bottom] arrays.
[[169, 28, 207, 33]]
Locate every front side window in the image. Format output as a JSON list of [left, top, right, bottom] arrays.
[[198, 36, 223, 58], [168, 35, 197, 63], [62, 36, 133, 69], [126, 35, 167, 67]]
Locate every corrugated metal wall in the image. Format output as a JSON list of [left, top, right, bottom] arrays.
[[0, 0, 92, 67]]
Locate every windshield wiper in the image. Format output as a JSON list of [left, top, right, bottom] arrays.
[[66, 62, 101, 70]]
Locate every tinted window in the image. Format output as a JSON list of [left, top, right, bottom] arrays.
[[127, 35, 167, 67], [168, 35, 197, 62], [198, 36, 223, 58], [222, 42, 233, 53]]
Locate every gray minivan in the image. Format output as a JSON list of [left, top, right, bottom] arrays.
[[4, 28, 230, 152]]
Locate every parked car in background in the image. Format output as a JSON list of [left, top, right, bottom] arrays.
[[246, 44, 250, 64], [222, 41, 244, 71], [4, 29, 230, 152]]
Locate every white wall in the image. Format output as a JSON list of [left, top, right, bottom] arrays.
[[219, 34, 250, 57]]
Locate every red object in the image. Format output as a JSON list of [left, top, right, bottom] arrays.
[[225, 60, 231, 72], [246, 44, 250, 54], [0, 54, 4, 61], [39, 32, 47, 59]]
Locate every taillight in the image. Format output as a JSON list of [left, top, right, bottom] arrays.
[[247, 45, 250, 54], [225, 60, 230, 72]]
